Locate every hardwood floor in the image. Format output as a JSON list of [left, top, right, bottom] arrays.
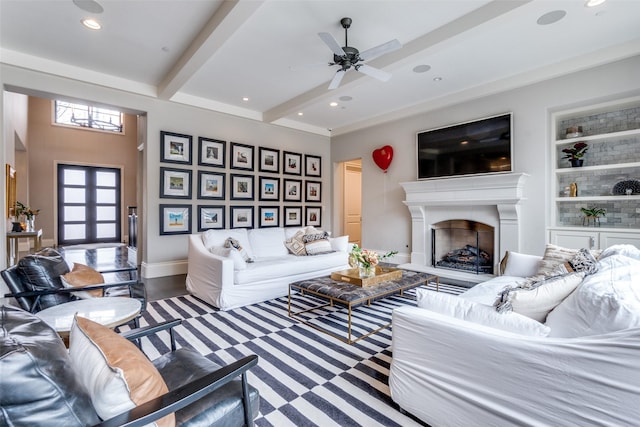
[[142, 274, 188, 301]]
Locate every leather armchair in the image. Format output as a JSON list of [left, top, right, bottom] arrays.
[[0, 305, 260, 426]]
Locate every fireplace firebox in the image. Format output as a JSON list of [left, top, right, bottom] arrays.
[[432, 220, 494, 274]]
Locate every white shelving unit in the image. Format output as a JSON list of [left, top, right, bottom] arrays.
[[549, 95, 640, 249]]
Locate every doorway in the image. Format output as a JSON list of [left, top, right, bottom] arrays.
[[342, 159, 362, 246]]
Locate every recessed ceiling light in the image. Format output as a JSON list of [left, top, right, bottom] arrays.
[[242, 97, 249, 102], [329, 102, 338, 107], [297, 112, 304, 116], [413, 64, 431, 73], [585, 0, 607, 7], [433, 77, 442, 82], [537, 10, 567, 25], [81, 18, 102, 30], [339, 96, 353, 102]]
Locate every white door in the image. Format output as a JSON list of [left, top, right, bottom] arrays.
[[343, 160, 362, 246]]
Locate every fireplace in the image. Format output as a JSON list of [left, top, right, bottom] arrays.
[[432, 220, 494, 274], [400, 173, 528, 284]]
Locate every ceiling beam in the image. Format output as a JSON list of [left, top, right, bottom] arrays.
[[157, 0, 263, 100], [263, 0, 532, 124]]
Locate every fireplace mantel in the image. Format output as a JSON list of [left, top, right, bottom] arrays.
[[400, 173, 528, 284]]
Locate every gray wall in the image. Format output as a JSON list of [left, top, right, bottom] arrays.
[[331, 55, 640, 260]]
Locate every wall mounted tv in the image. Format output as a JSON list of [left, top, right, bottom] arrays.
[[416, 113, 512, 180]]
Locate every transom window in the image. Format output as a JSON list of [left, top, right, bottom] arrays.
[[54, 100, 124, 133]]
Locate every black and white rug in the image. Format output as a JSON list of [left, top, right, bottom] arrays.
[[135, 282, 465, 426]]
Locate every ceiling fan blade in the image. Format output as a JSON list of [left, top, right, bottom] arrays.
[[318, 32, 346, 57], [357, 64, 392, 82], [328, 70, 346, 90], [359, 39, 402, 61]]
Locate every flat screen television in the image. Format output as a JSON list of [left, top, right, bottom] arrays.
[[416, 113, 512, 180]]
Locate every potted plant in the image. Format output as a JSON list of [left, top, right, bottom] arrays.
[[562, 142, 588, 167], [581, 206, 606, 227], [15, 201, 40, 232]]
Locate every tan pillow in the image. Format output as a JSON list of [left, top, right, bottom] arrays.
[[61, 263, 104, 298], [284, 229, 307, 256], [536, 244, 601, 276], [69, 316, 175, 427]]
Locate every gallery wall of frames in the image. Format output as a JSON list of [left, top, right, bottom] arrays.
[[158, 130, 323, 235]]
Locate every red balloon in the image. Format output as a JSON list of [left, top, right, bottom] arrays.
[[372, 145, 393, 172]]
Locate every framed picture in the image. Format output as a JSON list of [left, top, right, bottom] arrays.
[[230, 142, 254, 171], [305, 154, 321, 177], [161, 131, 192, 164], [259, 177, 279, 201], [305, 206, 321, 227], [160, 167, 192, 199], [283, 151, 302, 175], [198, 137, 225, 168], [305, 180, 321, 202], [259, 147, 280, 173], [197, 205, 225, 231], [259, 206, 280, 228], [159, 204, 192, 235], [230, 174, 254, 200], [197, 171, 225, 200], [284, 206, 302, 227], [231, 206, 254, 229], [283, 179, 302, 202]]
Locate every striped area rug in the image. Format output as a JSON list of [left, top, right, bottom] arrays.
[[135, 281, 466, 426]]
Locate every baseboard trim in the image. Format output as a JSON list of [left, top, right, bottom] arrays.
[[141, 260, 188, 279]]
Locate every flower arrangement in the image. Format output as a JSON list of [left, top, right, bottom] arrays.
[[15, 201, 40, 219], [349, 244, 398, 270], [562, 141, 588, 161]]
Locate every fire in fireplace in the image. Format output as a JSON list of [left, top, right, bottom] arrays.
[[431, 220, 494, 274]]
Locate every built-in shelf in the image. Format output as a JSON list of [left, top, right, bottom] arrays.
[[556, 195, 640, 202], [555, 162, 640, 173], [553, 128, 640, 145]]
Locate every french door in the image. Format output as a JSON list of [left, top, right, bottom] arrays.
[[57, 164, 122, 245]]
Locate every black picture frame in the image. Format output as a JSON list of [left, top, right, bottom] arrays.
[[305, 180, 321, 203], [230, 142, 254, 171], [197, 205, 225, 231], [283, 151, 302, 175], [159, 204, 192, 235], [197, 171, 225, 200], [198, 137, 226, 168], [161, 131, 192, 164], [305, 206, 321, 227], [231, 206, 254, 229], [160, 167, 192, 199], [259, 206, 280, 228], [284, 206, 302, 227], [230, 174, 254, 200], [283, 179, 302, 202], [259, 177, 279, 201], [305, 154, 321, 177], [259, 147, 280, 173]]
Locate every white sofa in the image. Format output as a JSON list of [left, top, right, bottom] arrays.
[[390, 244, 640, 426], [186, 227, 350, 310]]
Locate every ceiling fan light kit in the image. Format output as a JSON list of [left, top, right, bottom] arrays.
[[318, 17, 401, 90]]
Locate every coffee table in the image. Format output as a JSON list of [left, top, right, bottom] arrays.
[[288, 269, 438, 344], [36, 297, 141, 344]]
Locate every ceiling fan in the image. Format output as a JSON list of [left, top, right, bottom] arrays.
[[318, 17, 402, 90]]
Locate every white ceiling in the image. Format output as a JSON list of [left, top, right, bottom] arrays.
[[2, 0, 640, 136]]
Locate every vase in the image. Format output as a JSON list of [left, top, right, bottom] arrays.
[[570, 159, 584, 167], [359, 265, 375, 278], [26, 218, 35, 232]]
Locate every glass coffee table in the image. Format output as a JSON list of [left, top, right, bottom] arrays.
[[36, 297, 141, 345], [288, 269, 438, 344]]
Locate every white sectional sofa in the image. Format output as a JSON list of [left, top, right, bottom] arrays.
[[186, 227, 350, 310], [390, 244, 640, 426]]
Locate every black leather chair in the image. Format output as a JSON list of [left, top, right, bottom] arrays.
[[0, 305, 260, 426], [2, 247, 146, 327]]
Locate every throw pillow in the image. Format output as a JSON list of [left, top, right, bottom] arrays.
[[415, 289, 550, 336], [329, 235, 349, 253], [69, 316, 175, 427], [536, 244, 601, 276], [551, 248, 599, 276], [284, 229, 307, 256], [494, 272, 586, 322], [224, 237, 253, 262], [208, 246, 247, 270], [61, 263, 105, 298], [302, 231, 332, 255], [500, 251, 542, 277]]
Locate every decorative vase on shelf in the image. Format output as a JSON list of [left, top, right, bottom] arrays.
[[359, 265, 376, 278], [570, 159, 584, 167], [26, 217, 35, 232]]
